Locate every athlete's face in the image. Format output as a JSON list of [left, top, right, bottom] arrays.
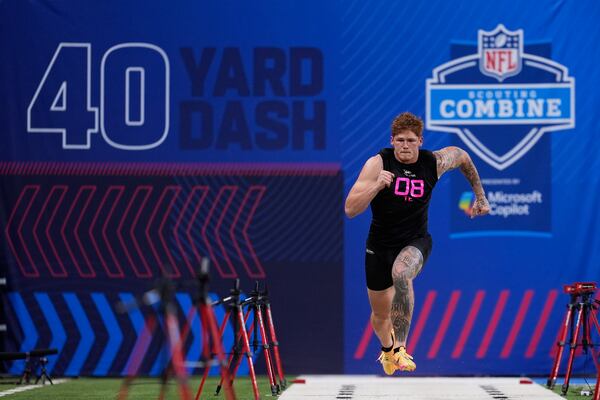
[[391, 130, 422, 163]]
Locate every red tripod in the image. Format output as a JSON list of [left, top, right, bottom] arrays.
[[118, 279, 192, 400], [196, 279, 260, 400], [196, 281, 287, 400], [187, 259, 236, 400], [547, 282, 600, 398], [229, 282, 285, 396], [258, 284, 287, 390]]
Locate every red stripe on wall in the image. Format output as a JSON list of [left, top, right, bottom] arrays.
[[500, 290, 534, 358], [407, 291, 437, 355], [452, 290, 485, 359], [525, 289, 558, 358], [476, 290, 510, 359], [549, 319, 566, 358], [427, 290, 461, 359], [353, 321, 374, 360]]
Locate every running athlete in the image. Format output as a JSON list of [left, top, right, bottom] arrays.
[[344, 112, 490, 374]]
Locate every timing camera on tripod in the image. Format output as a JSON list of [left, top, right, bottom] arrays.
[[547, 282, 600, 398], [0, 349, 58, 385]]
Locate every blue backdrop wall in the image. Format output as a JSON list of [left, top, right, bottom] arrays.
[[0, 0, 599, 377]]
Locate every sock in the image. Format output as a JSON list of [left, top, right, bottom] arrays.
[[381, 344, 393, 352], [381, 333, 395, 352]]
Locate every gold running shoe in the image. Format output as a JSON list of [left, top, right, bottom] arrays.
[[377, 330, 398, 375], [395, 346, 416, 372], [377, 349, 397, 375]]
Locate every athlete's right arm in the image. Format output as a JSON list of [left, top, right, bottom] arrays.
[[344, 155, 394, 218]]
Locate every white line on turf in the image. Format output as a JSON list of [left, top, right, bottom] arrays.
[[0, 379, 68, 397]]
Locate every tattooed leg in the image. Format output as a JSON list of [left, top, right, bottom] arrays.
[[391, 246, 424, 347]]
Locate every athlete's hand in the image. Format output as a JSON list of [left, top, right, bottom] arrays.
[[377, 170, 395, 190], [470, 196, 490, 218]]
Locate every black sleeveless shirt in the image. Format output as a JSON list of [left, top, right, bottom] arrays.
[[367, 148, 438, 247]]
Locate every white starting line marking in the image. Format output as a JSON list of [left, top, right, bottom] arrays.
[[280, 376, 564, 399], [0, 379, 68, 397]]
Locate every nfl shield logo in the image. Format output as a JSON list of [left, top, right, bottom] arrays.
[[478, 24, 523, 81]]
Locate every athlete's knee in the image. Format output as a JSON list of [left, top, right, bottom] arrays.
[[391, 262, 411, 284], [371, 309, 390, 323]]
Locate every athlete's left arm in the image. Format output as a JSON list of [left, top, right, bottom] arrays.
[[433, 146, 490, 218]]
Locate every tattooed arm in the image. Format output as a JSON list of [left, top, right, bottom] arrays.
[[433, 146, 490, 218]]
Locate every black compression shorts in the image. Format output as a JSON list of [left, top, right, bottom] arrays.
[[365, 235, 433, 291]]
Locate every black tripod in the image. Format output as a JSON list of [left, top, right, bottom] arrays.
[[34, 357, 52, 385], [17, 355, 53, 385], [2, 349, 59, 385]]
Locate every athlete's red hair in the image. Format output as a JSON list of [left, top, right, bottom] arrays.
[[391, 112, 424, 138]]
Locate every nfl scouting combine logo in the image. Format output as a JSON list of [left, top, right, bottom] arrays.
[[426, 25, 575, 237], [426, 24, 575, 171]]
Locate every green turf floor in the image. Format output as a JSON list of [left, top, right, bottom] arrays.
[[0, 376, 282, 399], [552, 383, 597, 399]]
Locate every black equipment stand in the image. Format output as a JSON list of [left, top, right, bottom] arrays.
[[34, 357, 52, 385], [0, 349, 57, 385]]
